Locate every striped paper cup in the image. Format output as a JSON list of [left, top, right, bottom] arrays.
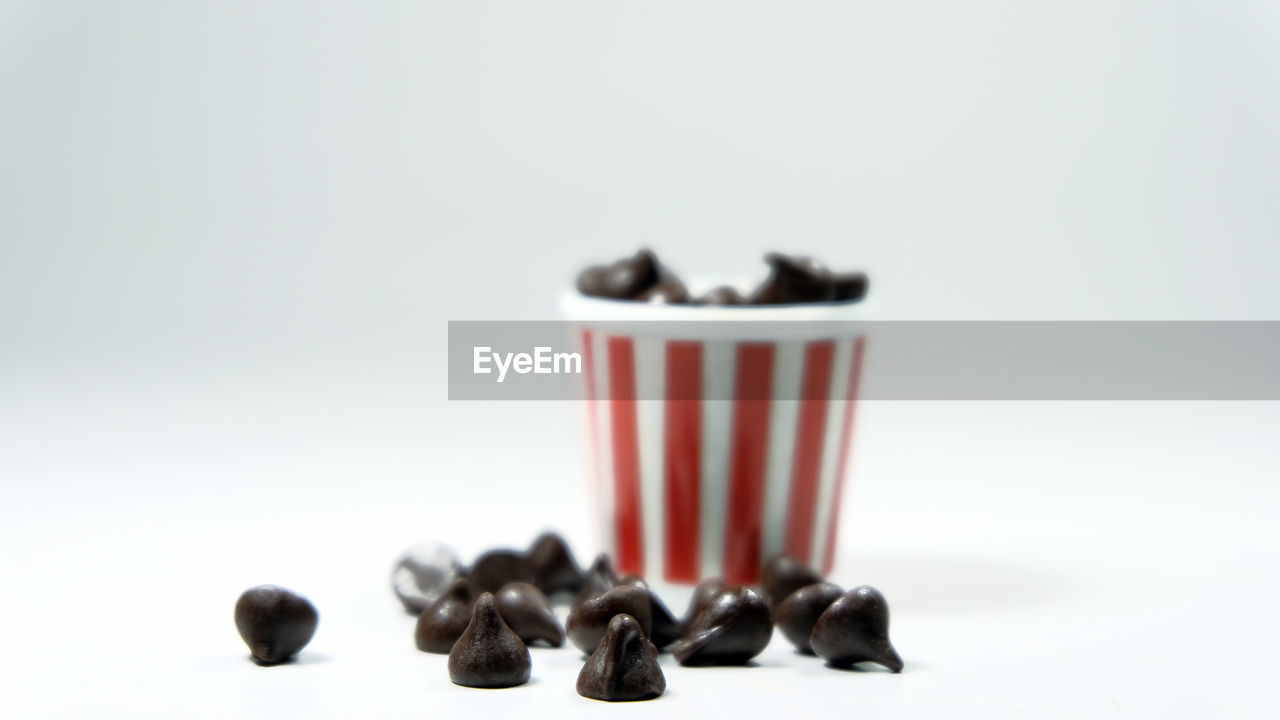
[[561, 289, 870, 586]]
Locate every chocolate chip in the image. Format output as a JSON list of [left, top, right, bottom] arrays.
[[573, 554, 620, 612], [495, 582, 564, 648], [750, 253, 835, 304], [775, 582, 843, 654], [577, 250, 661, 300], [567, 585, 653, 655], [415, 577, 477, 654], [761, 554, 823, 609], [810, 585, 903, 672], [694, 285, 747, 305], [468, 549, 535, 594], [637, 278, 690, 305], [576, 614, 666, 702], [447, 592, 532, 688], [234, 585, 318, 665], [672, 585, 772, 666], [679, 577, 729, 635], [527, 532, 583, 597], [391, 541, 463, 615], [831, 272, 869, 302], [619, 574, 681, 650]]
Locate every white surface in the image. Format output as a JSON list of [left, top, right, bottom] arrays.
[[2, 375, 1277, 718]]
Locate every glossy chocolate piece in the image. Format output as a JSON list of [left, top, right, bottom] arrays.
[[831, 272, 869, 302], [672, 585, 772, 666], [567, 585, 653, 655], [573, 554, 620, 612], [527, 532, 583, 597], [750, 253, 835, 304], [234, 585, 318, 665], [810, 585, 903, 672], [415, 578, 478, 654], [391, 541, 463, 615], [679, 577, 729, 635], [468, 549, 535, 594], [775, 582, 843, 654], [695, 285, 747, 305], [576, 614, 666, 702], [576, 250, 661, 300], [619, 574, 681, 650], [448, 592, 532, 688], [495, 582, 564, 648], [761, 554, 823, 609]]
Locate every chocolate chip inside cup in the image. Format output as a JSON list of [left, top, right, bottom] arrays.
[[575, 250, 868, 305]]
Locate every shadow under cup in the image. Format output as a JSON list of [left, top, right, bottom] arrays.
[[562, 291, 869, 586]]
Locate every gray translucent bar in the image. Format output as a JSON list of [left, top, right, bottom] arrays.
[[447, 321, 1280, 400]]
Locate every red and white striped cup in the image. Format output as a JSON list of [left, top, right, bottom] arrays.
[[562, 290, 870, 586]]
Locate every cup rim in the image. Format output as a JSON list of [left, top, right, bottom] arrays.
[[558, 287, 873, 323]]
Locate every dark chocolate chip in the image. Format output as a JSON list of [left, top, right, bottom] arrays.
[[775, 582, 843, 654], [694, 286, 747, 305], [234, 585, 318, 665], [578, 250, 661, 300], [495, 582, 564, 648], [618, 574, 681, 650], [469, 549, 535, 594], [391, 541, 463, 615], [810, 585, 903, 672], [415, 577, 478, 654], [527, 532, 583, 597], [761, 554, 824, 609], [637, 278, 690, 305], [831, 272, 869, 302], [679, 577, 729, 636], [573, 554, 620, 612], [576, 614, 666, 702], [750, 253, 835, 304], [567, 585, 653, 656], [448, 592, 532, 688], [672, 585, 772, 666]]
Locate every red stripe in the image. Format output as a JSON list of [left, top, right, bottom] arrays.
[[663, 342, 702, 583], [723, 343, 775, 584], [785, 340, 835, 565], [607, 336, 644, 576], [823, 337, 866, 575]]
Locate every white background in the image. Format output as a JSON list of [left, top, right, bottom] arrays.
[[2, 2, 1278, 718]]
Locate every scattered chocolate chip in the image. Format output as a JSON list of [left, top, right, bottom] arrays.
[[573, 554, 620, 612], [695, 285, 747, 305], [761, 554, 823, 609], [447, 592, 532, 688], [619, 574, 681, 650], [528, 532, 583, 597], [679, 577, 729, 635], [751, 253, 835, 304], [234, 585, 318, 665], [469, 549, 535, 594], [567, 585, 654, 655], [831, 272, 869, 302], [495, 582, 564, 648], [576, 614, 666, 702], [391, 541, 463, 615], [810, 586, 903, 672], [637, 278, 690, 305], [673, 585, 772, 666], [775, 582, 843, 654], [415, 578, 478, 654]]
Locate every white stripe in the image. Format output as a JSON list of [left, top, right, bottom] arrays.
[[699, 340, 734, 579], [633, 337, 666, 582], [810, 338, 854, 572], [762, 340, 805, 560], [592, 330, 616, 560]]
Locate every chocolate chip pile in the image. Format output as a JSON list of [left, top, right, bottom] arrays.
[[232, 534, 903, 700], [576, 250, 870, 306]]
